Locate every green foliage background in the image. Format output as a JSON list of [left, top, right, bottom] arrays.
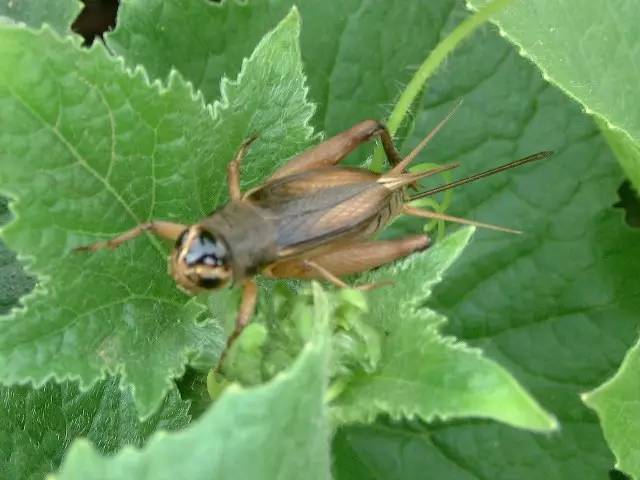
[[0, 0, 639, 479]]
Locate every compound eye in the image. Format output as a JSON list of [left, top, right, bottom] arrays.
[[184, 230, 228, 267]]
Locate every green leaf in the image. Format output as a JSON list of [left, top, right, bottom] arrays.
[[107, 0, 457, 147], [466, 0, 640, 189], [332, 228, 556, 431], [108, 0, 362, 129], [0, 0, 81, 35], [334, 7, 640, 479], [0, 8, 314, 417], [53, 289, 331, 480], [107, 0, 281, 104], [598, 119, 640, 190], [0, 377, 189, 480], [333, 424, 485, 480], [2, 185, 188, 480], [584, 337, 640, 479]]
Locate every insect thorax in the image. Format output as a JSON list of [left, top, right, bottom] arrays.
[[199, 202, 278, 280]]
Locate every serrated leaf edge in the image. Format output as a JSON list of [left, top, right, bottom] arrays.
[[211, 6, 316, 141]]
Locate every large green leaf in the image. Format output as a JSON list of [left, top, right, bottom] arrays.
[[466, 0, 640, 189], [0, 0, 81, 35], [332, 227, 555, 431], [0, 8, 314, 417], [333, 4, 640, 479], [53, 286, 332, 480], [0, 378, 189, 480], [584, 338, 640, 479]]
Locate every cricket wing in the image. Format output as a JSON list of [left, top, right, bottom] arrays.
[[246, 167, 396, 256], [246, 166, 379, 202]]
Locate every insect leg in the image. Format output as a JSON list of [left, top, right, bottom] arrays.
[[300, 260, 391, 292], [292, 260, 386, 291], [74, 221, 186, 252], [227, 135, 259, 200], [402, 205, 522, 234], [302, 260, 351, 288], [266, 235, 430, 286], [215, 279, 258, 374], [269, 120, 402, 180]]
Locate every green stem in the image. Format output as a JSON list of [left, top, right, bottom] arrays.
[[371, 0, 514, 171]]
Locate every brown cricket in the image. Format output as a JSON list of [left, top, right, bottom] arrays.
[[76, 105, 551, 371]]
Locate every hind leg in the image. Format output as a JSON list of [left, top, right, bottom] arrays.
[[264, 234, 430, 286], [269, 120, 403, 181]]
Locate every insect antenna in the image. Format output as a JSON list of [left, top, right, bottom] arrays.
[[410, 150, 553, 201]]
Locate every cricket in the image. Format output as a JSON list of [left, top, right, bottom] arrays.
[[76, 104, 551, 371]]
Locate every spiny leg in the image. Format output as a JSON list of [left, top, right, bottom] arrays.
[[265, 234, 430, 289], [268, 120, 403, 181], [74, 221, 187, 252], [214, 279, 258, 374], [227, 135, 259, 201], [402, 205, 522, 234]]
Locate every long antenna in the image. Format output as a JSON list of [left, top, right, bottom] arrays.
[[410, 151, 553, 201]]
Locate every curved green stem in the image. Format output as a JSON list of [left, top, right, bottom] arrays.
[[371, 0, 514, 171]]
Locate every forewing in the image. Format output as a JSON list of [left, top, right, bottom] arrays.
[[248, 167, 378, 203], [247, 167, 392, 255]]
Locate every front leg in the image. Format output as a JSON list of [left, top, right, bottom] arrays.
[[227, 135, 258, 201], [74, 220, 186, 251], [214, 278, 259, 374]]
